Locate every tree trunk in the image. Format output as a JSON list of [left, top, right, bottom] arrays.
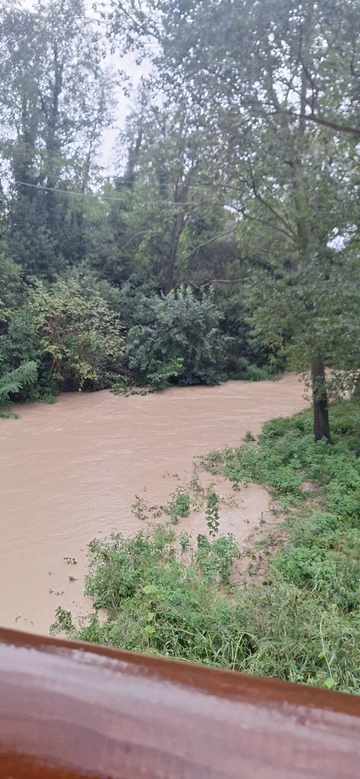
[[163, 213, 185, 295], [310, 354, 331, 442]]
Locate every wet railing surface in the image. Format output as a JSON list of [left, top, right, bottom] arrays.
[[0, 628, 360, 778]]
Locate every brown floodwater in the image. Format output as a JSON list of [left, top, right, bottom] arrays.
[[0, 374, 308, 636]]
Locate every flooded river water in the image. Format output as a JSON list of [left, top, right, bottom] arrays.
[[0, 374, 308, 635]]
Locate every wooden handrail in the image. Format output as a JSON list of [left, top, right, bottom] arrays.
[[0, 627, 360, 778]]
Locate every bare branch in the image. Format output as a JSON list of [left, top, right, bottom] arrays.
[[247, 169, 298, 242], [238, 209, 297, 242], [175, 228, 236, 272], [177, 278, 246, 290]]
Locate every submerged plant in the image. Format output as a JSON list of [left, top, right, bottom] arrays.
[[164, 488, 191, 524], [205, 489, 220, 536]]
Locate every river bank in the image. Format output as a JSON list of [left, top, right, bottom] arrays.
[[0, 374, 307, 634], [54, 397, 360, 694]]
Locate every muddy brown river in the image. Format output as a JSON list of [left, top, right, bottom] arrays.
[[0, 374, 308, 635]]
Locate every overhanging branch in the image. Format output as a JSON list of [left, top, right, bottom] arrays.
[[297, 112, 360, 138]]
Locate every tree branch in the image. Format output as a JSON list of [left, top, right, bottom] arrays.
[[238, 209, 296, 242], [294, 112, 360, 138], [177, 278, 245, 290], [245, 169, 297, 241], [175, 228, 236, 272]]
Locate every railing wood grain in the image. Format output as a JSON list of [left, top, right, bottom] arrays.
[[0, 627, 359, 778]]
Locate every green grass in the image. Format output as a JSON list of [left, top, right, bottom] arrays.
[[51, 398, 360, 694]]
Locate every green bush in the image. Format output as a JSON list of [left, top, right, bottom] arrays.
[[124, 286, 229, 389], [164, 488, 191, 523], [217, 289, 286, 379], [0, 276, 124, 398]]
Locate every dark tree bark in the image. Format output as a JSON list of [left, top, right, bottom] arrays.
[[162, 212, 186, 295], [310, 354, 331, 443]]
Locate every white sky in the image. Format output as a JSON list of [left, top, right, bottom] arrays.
[[101, 54, 150, 174]]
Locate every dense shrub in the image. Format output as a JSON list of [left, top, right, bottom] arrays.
[[124, 286, 229, 389], [0, 256, 24, 334], [0, 276, 124, 397], [218, 289, 286, 380]]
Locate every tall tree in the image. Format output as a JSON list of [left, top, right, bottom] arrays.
[[0, 0, 115, 278], [109, 0, 360, 440], [89, 92, 239, 293]]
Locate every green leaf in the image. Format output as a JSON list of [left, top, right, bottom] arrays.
[[144, 624, 156, 634], [142, 584, 157, 595], [0, 361, 37, 407], [323, 677, 335, 689]]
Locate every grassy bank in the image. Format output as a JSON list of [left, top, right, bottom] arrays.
[[52, 399, 360, 694]]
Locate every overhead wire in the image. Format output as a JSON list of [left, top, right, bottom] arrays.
[[13, 179, 222, 207]]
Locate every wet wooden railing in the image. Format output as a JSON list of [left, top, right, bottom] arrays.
[[0, 627, 360, 778]]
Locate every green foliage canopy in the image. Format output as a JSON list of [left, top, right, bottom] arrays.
[[124, 286, 229, 388]]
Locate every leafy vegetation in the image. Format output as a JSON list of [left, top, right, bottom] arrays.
[[27, 277, 124, 392], [124, 287, 229, 388], [0, 1, 358, 424], [164, 488, 191, 523], [105, 0, 360, 438], [52, 399, 360, 694], [0, 361, 37, 416], [0, 276, 123, 398], [0, 0, 359, 695]]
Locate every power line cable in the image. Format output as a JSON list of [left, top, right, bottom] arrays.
[[13, 179, 215, 206], [15, 180, 127, 202]]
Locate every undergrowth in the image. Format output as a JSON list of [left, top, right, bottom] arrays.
[[52, 399, 360, 694]]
